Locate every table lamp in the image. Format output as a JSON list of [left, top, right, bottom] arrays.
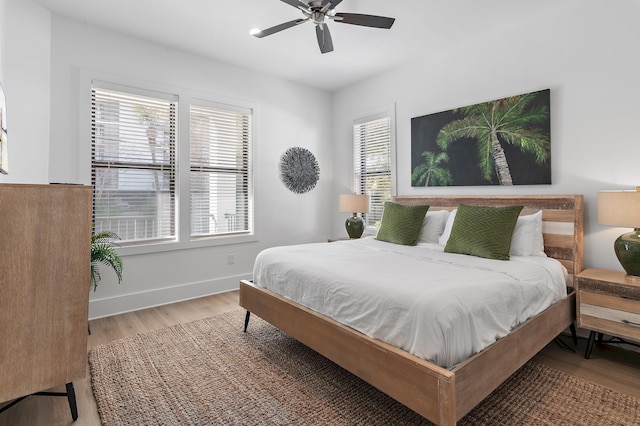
[[598, 187, 640, 277], [339, 194, 369, 239]]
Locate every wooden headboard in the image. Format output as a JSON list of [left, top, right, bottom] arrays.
[[394, 195, 584, 285]]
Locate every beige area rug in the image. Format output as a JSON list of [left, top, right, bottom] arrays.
[[89, 310, 640, 425]]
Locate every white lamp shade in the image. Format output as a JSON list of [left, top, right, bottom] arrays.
[[598, 189, 640, 228], [339, 194, 369, 213]]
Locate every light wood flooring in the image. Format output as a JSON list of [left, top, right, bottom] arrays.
[[1, 290, 639, 425]]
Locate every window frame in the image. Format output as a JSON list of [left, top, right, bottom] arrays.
[[189, 98, 253, 239], [80, 72, 258, 256], [91, 83, 178, 244], [352, 104, 397, 230]]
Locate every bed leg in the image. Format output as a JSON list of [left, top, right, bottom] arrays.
[[243, 311, 251, 332], [585, 330, 596, 359], [570, 322, 578, 345]]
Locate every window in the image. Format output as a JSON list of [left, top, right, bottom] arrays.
[[91, 86, 177, 243], [90, 81, 253, 248], [353, 113, 393, 228], [190, 101, 252, 237]]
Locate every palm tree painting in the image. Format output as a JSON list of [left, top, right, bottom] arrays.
[[411, 150, 453, 187], [411, 89, 551, 186]]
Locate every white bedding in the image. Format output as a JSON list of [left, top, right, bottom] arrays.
[[253, 237, 568, 369]]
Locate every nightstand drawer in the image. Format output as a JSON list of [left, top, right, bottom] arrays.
[[579, 291, 640, 343], [579, 280, 640, 300], [580, 291, 640, 314], [579, 313, 640, 343]]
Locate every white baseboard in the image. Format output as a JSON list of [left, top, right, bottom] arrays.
[[88, 273, 251, 320]]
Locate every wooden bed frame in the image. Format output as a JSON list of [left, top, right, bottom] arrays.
[[240, 195, 584, 425]]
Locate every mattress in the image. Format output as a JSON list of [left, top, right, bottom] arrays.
[[253, 237, 568, 369]]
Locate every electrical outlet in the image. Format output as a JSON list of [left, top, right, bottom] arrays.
[[227, 253, 235, 265]]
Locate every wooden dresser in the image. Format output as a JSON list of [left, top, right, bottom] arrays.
[[0, 184, 92, 414], [576, 268, 640, 358]]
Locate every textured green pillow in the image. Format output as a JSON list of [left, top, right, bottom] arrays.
[[376, 202, 429, 246], [444, 204, 523, 260]]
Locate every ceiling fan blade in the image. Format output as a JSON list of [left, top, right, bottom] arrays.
[[322, 0, 344, 9], [280, 0, 310, 11], [253, 19, 308, 38], [315, 23, 334, 54], [333, 13, 395, 29]]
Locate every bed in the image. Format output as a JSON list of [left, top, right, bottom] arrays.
[[239, 195, 583, 425]]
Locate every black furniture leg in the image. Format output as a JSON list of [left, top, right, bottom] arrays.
[[0, 382, 78, 421], [585, 330, 596, 359], [570, 323, 578, 345], [66, 383, 78, 421], [244, 311, 251, 332], [0, 396, 28, 414]]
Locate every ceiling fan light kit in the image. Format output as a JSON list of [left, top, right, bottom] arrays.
[[252, 0, 395, 54]]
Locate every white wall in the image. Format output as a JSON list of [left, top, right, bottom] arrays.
[[0, 0, 51, 183], [332, 0, 640, 273], [3, 4, 333, 318], [4, 0, 639, 317], [0, 0, 6, 81]]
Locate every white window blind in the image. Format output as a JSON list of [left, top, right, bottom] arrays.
[[91, 86, 177, 243], [353, 115, 392, 228], [190, 101, 252, 237]]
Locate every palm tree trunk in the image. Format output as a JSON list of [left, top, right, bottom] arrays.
[[490, 130, 513, 185]]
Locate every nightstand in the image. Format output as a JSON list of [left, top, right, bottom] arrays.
[[576, 268, 640, 359]]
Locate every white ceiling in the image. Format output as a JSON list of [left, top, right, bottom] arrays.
[[33, 0, 566, 92]]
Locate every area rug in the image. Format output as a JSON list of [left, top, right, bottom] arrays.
[[89, 309, 640, 425]]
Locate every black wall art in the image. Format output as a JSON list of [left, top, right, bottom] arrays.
[[411, 89, 551, 187], [279, 147, 320, 194]]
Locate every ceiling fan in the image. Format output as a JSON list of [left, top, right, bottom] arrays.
[[251, 0, 395, 54]]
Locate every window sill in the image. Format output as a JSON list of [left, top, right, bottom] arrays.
[[115, 234, 258, 257]]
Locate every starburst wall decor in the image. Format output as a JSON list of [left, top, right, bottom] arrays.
[[279, 147, 320, 194]]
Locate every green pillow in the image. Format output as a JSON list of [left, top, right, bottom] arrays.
[[444, 204, 523, 260], [376, 202, 429, 246]]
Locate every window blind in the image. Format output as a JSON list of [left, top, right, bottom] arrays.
[[190, 101, 252, 237], [353, 115, 392, 228], [91, 86, 177, 243]]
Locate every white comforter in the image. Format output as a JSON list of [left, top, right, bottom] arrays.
[[253, 237, 568, 369]]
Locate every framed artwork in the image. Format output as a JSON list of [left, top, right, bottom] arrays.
[[0, 82, 7, 174], [411, 89, 550, 186]]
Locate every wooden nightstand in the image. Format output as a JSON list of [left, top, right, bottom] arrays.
[[576, 268, 640, 358]]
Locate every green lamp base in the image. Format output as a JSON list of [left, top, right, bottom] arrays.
[[345, 214, 364, 239], [614, 229, 640, 277]]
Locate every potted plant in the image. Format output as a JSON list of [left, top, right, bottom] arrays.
[[91, 231, 123, 291]]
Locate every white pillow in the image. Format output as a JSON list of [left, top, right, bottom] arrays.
[[418, 210, 450, 244], [531, 213, 545, 256], [509, 210, 546, 257], [437, 209, 457, 246]]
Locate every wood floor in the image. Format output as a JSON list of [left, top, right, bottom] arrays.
[[1, 290, 639, 426]]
